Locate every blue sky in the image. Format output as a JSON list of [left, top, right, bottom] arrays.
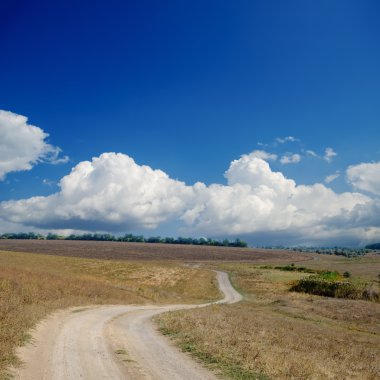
[[1, 1, 380, 246]]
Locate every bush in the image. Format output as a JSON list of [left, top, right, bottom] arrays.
[[291, 276, 379, 302], [273, 265, 316, 274]]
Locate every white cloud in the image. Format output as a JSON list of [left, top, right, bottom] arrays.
[[0, 110, 68, 180], [257, 142, 268, 147], [276, 136, 299, 144], [325, 172, 340, 184], [0, 151, 379, 246], [0, 153, 194, 231], [50, 155, 70, 165], [347, 162, 380, 196], [280, 153, 301, 164], [249, 150, 277, 161], [181, 156, 369, 240], [324, 147, 337, 162], [306, 150, 318, 157]]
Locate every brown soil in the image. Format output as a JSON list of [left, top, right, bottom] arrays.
[[0, 239, 312, 263]]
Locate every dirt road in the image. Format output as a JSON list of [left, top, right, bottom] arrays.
[[12, 271, 242, 380]]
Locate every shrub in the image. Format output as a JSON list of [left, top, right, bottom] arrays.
[[291, 275, 379, 302], [273, 265, 316, 274]]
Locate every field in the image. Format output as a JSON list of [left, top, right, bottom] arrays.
[[0, 248, 220, 378], [1, 241, 379, 380], [0, 239, 312, 262], [157, 256, 380, 379]]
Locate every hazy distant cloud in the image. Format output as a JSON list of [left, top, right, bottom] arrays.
[[275, 136, 299, 144], [258, 136, 299, 148], [50, 155, 70, 165], [280, 153, 301, 164], [347, 162, 380, 196], [325, 172, 340, 184], [0, 110, 68, 180], [42, 178, 56, 187], [1, 150, 379, 246], [250, 150, 277, 161], [324, 147, 337, 162], [304, 147, 339, 164], [306, 150, 318, 157]]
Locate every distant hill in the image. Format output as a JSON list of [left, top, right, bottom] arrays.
[[365, 243, 380, 250]]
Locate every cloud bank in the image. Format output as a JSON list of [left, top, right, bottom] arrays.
[[1, 151, 379, 246], [0, 110, 68, 180]]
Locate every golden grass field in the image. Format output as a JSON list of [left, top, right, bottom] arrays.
[[157, 255, 380, 380], [0, 249, 219, 378], [1, 242, 379, 380]]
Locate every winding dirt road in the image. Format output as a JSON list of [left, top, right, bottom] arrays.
[[13, 271, 242, 380]]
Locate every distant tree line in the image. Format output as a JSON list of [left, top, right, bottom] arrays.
[[261, 245, 373, 258], [309, 247, 371, 257], [0, 232, 45, 240], [365, 243, 380, 250], [0, 232, 248, 248]]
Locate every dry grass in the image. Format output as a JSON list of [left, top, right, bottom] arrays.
[[296, 253, 380, 282], [0, 250, 219, 378], [157, 262, 380, 379], [0, 239, 313, 262], [2, 242, 379, 380]]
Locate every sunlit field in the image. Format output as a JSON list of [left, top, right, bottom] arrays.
[[0, 249, 219, 378], [1, 242, 379, 380], [157, 255, 380, 379]]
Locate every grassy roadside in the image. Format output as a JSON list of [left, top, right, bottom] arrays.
[[157, 259, 380, 379], [0, 250, 219, 379], [157, 312, 270, 380]]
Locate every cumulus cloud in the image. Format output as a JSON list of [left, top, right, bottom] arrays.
[[280, 153, 301, 164], [180, 155, 370, 241], [325, 172, 340, 184], [347, 162, 380, 196], [0, 153, 194, 231], [0, 110, 68, 180], [324, 147, 337, 162], [1, 150, 378, 246]]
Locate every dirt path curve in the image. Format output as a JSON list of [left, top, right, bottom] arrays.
[[13, 271, 242, 380]]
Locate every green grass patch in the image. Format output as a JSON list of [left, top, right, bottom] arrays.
[[260, 263, 317, 274], [71, 307, 89, 313], [317, 271, 341, 281], [115, 349, 128, 355], [274, 264, 316, 273]]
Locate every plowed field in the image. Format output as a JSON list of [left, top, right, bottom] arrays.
[[0, 239, 312, 262]]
